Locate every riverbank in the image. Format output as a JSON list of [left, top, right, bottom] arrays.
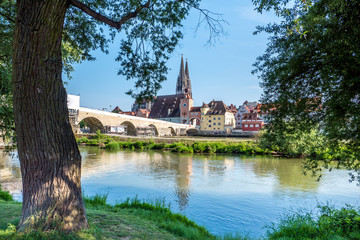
[[76, 132, 270, 155], [0, 185, 247, 240], [1, 189, 360, 239]]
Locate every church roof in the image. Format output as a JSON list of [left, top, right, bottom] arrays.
[[148, 94, 185, 119]]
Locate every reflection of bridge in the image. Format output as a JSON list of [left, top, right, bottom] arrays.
[[71, 107, 196, 136]]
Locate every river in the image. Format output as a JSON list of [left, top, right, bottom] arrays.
[[0, 147, 359, 238]]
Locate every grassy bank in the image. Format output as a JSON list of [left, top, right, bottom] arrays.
[[76, 132, 270, 155], [0, 186, 249, 240], [2, 186, 360, 239]]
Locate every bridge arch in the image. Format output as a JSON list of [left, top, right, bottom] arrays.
[[121, 121, 137, 136], [148, 124, 159, 136], [168, 127, 176, 136], [189, 117, 200, 126], [186, 128, 199, 136], [80, 117, 104, 133]]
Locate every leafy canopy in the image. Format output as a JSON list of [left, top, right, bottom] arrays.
[[253, 0, 360, 180], [0, 0, 223, 144]]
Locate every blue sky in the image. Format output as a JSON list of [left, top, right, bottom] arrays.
[[65, 0, 278, 111]]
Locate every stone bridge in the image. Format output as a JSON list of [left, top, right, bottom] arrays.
[[71, 107, 196, 136]]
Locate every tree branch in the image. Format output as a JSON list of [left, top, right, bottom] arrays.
[[69, 0, 151, 29], [0, 11, 15, 23]]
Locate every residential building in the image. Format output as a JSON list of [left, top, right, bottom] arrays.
[[242, 112, 264, 131], [200, 100, 235, 134], [234, 104, 250, 129], [136, 109, 150, 118]]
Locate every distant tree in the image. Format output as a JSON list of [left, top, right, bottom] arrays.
[[0, 0, 224, 232], [253, 0, 360, 180]]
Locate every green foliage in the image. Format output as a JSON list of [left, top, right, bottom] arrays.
[[76, 136, 89, 144], [87, 139, 99, 146], [266, 204, 360, 240], [0, 184, 13, 202], [253, 0, 360, 182], [105, 141, 120, 150], [83, 193, 108, 207], [78, 136, 271, 156]]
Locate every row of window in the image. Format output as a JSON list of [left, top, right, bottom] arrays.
[[244, 124, 260, 128], [208, 123, 221, 127]]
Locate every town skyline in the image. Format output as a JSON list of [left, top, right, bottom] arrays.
[[64, 0, 278, 111]]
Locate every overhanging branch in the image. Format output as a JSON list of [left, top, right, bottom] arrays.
[[0, 11, 15, 23], [69, 0, 151, 29]]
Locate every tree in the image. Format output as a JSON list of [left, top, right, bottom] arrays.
[[252, 0, 360, 180], [0, 0, 224, 232]]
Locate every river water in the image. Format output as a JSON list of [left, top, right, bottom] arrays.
[[0, 147, 359, 238]]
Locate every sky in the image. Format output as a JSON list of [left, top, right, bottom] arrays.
[[65, 0, 278, 111]]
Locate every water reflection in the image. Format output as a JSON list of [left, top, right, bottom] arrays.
[[0, 148, 358, 237]]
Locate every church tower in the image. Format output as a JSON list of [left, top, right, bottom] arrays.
[[176, 55, 192, 98]]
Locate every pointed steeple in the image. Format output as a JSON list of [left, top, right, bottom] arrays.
[[176, 55, 186, 95], [185, 59, 192, 98], [185, 59, 190, 79], [176, 55, 192, 98]]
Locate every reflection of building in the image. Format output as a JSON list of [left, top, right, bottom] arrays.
[[174, 156, 193, 211], [149, 56, 200, 125], [200, 100, 235, 133]]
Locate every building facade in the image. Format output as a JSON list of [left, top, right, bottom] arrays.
[[200, 100, 235, 134]]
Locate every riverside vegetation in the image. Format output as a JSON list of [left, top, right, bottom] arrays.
[[76, 131, 270, 155], [1, 185, 360, 239]]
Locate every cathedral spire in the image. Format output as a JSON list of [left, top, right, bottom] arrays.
[[176, 55, 192, 98]]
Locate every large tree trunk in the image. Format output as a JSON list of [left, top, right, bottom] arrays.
[[12, 0, 88, 231]]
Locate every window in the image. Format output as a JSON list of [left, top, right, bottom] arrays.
[[183, 103, 187, 107], [218, 123, 221, 125], [250, 124, 254, 127], [209, 125, 211, 128], [209, 120, 212, 122], [255, 124, 259, 127], [218, 128, 220, 130], [245, 124, 248, 127], [191, 112, 194, 115], [213, 117, 216, 120], [202, 117, 203, 120], [213, 123, 216, 125], [218, 117, 220, 120]]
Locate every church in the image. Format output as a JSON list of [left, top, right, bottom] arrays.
[[149, 56, 199, 125]]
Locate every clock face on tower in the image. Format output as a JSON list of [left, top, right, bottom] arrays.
[[183, 103, 187, 107]]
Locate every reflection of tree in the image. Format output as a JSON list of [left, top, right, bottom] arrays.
[[244, 156, 320, 192]]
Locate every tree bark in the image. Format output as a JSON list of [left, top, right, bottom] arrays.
[[12, 0, 88, 231]]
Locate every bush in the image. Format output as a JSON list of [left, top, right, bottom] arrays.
[[171, 145, 193, 153], [266, 204, 360, 239], [105, 141, 120, 150], [0, 184, 13, 202], [77, 137, 89, 144], [87, 139, 99, 146]]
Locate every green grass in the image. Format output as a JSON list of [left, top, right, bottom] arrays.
[[0, 186, 250, 240], [266, 204, 360, 240]]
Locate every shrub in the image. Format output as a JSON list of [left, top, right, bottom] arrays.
[[105, 141, 120, 150], [133, 141, 143, 149], [87, 139, 98, 146], [0, 184, 13, 202], [77, 137, 89, 144]]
